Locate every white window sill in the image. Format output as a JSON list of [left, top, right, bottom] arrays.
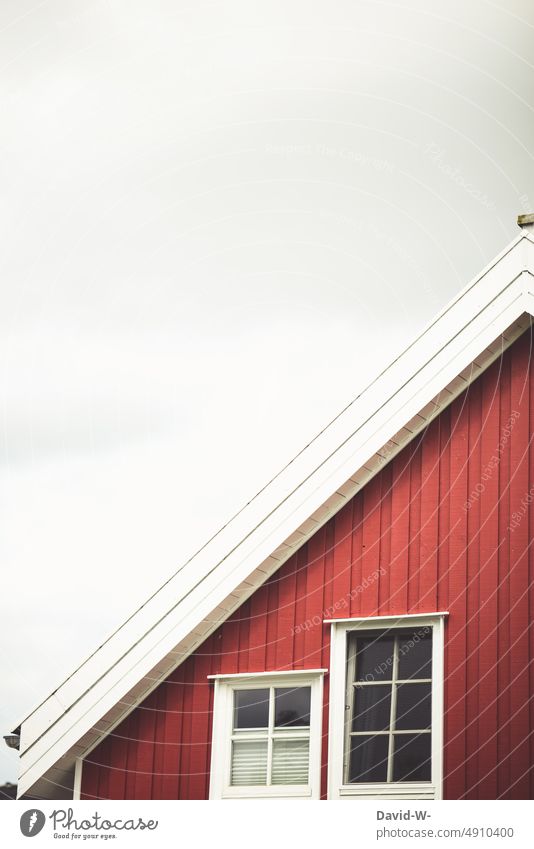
[[338, 783, 437, 800], [221, 786, 313, 800]]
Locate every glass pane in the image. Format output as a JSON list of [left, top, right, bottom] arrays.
[[354, 634, 395, 682], [231, 739, 268, 785], [348, 734, 389, 782], [395, 683, 431, 730], [393, 733, 431, 782], [352, 685, 392, 732], [274, 686, 311, 727], [397, 630, 432, 680], [233, 689, 269, 729], [272, 738, 309, 784]]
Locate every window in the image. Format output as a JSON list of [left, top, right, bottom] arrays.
[[209, 671, 325, 799], [232, 686, 311, 786], [328, 614, 446, 800], [345, 628, 432, 784]]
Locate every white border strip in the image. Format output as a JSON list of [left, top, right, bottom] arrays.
[[73, 757, 82, 800], [323, 612, 449, 625], [207, 669, 328, 680]]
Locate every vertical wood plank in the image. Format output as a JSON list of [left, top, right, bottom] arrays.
[[293, 546, 308, 669], [497, 347, 512, 797], [124, 712, 139, 799], [507, 333, 531, 798], [464, 377, 481, 797], [96, 737, 112, 799], [378, 465, 393, 614], [161, 674, 182, 799], [303, 526, 326, 668], [219, 612, 240, 675], [237, 599, 251, 673], [247, 584, 269, 671], [177, 658, 194, 799], [419, 419, 440, 613], [150, 683, 167, 800], [529, 332, 534, 800], [275, 554, 297, 669], [359, 475, 382, 616], [107, 718, 129, 799], [444, 393, 469, 799], [350, 494, 364, 615], [188, 639, 213, 799], [322, 520, 335, 668], [476, 363, 501, 799], [265, 574, 280, 670], [80, 757, 100, 800], [332, 500, 353, 618], [133, 691, 156, 799], [408, 441, 422, 612], [388, 453, 411, 613], [437, 410, 451, 615]]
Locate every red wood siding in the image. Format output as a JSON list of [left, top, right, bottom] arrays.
[[81, 330, 534, 800]]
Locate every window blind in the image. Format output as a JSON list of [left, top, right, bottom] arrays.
[[231, 739, 268, 786]]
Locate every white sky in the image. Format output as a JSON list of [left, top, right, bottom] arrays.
[[2, 0, 534, 784]]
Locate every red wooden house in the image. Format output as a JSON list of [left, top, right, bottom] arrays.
[[8, 216, 534, 800]]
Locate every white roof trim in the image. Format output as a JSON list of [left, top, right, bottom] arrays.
[[13, 229, 534, 799]]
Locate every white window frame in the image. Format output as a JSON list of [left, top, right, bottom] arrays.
[[327, 613, 447, 800], [208, 670, 326, 799]]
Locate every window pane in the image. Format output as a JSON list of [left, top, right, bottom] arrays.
[[231, 739, 268, 785], [395, 683, 431, 730], [354, 634, 395, 682], [348, 734, 389, 782], [393, 733, 431, 782], [397, 630, 432, 680], [272, 738, 309, 784], [233, 689, 269, 729], [274, 686, 311, 727], [352, 685, 392, 732]]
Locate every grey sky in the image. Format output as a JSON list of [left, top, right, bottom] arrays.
[[2, 0, 534, 784]]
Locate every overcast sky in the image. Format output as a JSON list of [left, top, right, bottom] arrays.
[[2, 0, 534, 784]]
